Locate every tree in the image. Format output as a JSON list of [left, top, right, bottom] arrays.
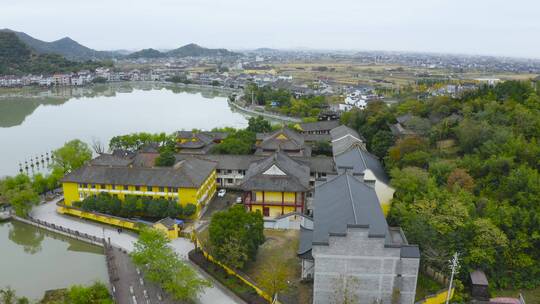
[[257, 255, 290, 299], [446, 168, 475, 192], [0, 174, 39, 217], [208, 205, 264, 269], [51, 139, 92, 174], [131, 228, 211, 301], [247, 116, 272, 133], [0, 287, 29, 304], [67, 281, 112, 304], [370, 130, 394, 159], [330, 275, 360, 304], [211, 130, 255, 155], [154, 148, 175, 167]]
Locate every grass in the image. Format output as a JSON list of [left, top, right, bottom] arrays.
[[492, 286, 540, 303], [415, 273, 444, 302], [244, 229, 312, 304]]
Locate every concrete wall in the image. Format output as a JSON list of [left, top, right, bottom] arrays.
[[312, 227, 418, 304]]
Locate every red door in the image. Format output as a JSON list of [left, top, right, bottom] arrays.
[[263, 207, 270, 217]]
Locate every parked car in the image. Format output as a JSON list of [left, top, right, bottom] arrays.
[[236, 196, 243, 204], [217, 189, 226, 197]]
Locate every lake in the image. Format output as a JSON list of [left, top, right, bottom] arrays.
[[0, 220, 108, 300], [0, 82, 249, 176]]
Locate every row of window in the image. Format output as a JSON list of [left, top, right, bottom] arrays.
[[216, 169, 246, 175], [79, 192, 174, 201], [78, 184, 178, 193]]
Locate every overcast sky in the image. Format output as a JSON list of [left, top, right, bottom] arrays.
[[2, 0, 539, 58]]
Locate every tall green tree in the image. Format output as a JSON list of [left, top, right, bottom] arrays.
[[51, 139, 92, 174], [131, 228, 211, 301], [208, 205, 264, 269]]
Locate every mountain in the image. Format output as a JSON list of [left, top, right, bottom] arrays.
[[166, 43, 239, 57], [0, 31, 108, 75], [126, 48, 165, 59], [0, 29, 115, 61]]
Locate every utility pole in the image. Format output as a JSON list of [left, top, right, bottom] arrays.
[[445, 252, 460, 304]]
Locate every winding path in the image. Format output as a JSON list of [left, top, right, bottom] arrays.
[[30, 199, 242, 304]]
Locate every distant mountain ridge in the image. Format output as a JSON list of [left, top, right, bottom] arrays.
[[0, 31, 108, 75], [1, 29, 115, 61], [127, 43, 240, 59], [0, 29, 239, 61]]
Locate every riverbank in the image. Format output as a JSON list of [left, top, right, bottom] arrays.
[[228, 99, 302, 123]]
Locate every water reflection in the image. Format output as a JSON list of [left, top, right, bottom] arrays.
[[0, 82, 246, 176], [7, 221, 44, 254], [0, 82, 230, 129], [0, 220, 108, 299]]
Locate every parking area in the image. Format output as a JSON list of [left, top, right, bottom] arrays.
[[201, 189, 242, 220]]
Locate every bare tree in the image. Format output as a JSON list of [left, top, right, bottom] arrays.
[[331, 275, 360, 304], [91, 137, 105, 154]]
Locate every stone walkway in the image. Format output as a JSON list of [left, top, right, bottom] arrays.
[[30, 199, 241, 304]]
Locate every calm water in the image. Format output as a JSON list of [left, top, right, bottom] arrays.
[[0, 220, 108, 300], [0, 82, 249, 176]]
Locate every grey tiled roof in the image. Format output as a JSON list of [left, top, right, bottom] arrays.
[[63, 157, 216, 188], [312, 173, 387, 245], [303, 133, 331, 142], [157, 217, 176, 229], [90, 154, 134, 167], [298, 226, 314, 258], [299, 120, 340, 132], [257, 128, 305, 151], [240, 152, 310, 192], [332, 135, 365, 156], [334, 147, 389, 184], [175, 154, 264, 170], [330, 125, 365, 142]]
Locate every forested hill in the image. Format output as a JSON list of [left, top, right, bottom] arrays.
[[0, 32, 109, 75], [342, 80, 540, 291], [1, 29, 115, 61], [166, 43, 239, 57]]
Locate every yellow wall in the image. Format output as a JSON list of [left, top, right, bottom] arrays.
[[63, 182, 79, 206], [154, 223, 180, 240], [419, 288, 454, 304], [62, 169, 217, 219], [254, 191, 296, 203], [58, 204, 180, 240]]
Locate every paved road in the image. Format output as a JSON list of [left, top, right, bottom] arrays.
[[30, 199, 241, 304]]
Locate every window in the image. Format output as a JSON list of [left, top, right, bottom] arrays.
[[263, 207, 270, 217], [171, 187, 178, 193], [124, 185, 128, 190], [217, 178, 222, 183], [227, 178, 233, 184], [147, 186, 152, 192], [83, 183, 88, 188], [226, 170, 232, 174], [135, 186, 140, 191], [159, 187, 165, 192], [239, 170, 246, 175], [91, 184, 96, 189], [111, 185, 116, 190]]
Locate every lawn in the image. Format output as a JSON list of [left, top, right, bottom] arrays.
[[244, 229, 312, 304], [492, 287, 540, 303]]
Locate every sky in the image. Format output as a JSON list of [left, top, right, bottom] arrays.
[[2, 0, 540, 58]]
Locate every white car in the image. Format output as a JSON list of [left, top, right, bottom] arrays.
[[236, 196, 243, 204], [217, 189, 226, 197]]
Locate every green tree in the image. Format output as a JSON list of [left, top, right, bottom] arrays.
[[208, 205, 264, 269], [0, 174, 39, 217], [131, 228, 211, 301], [247, 116, 272, 133], [67, 281, 112, 304], [51, 139, 92, 174], [154, 148, 176, 167]]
